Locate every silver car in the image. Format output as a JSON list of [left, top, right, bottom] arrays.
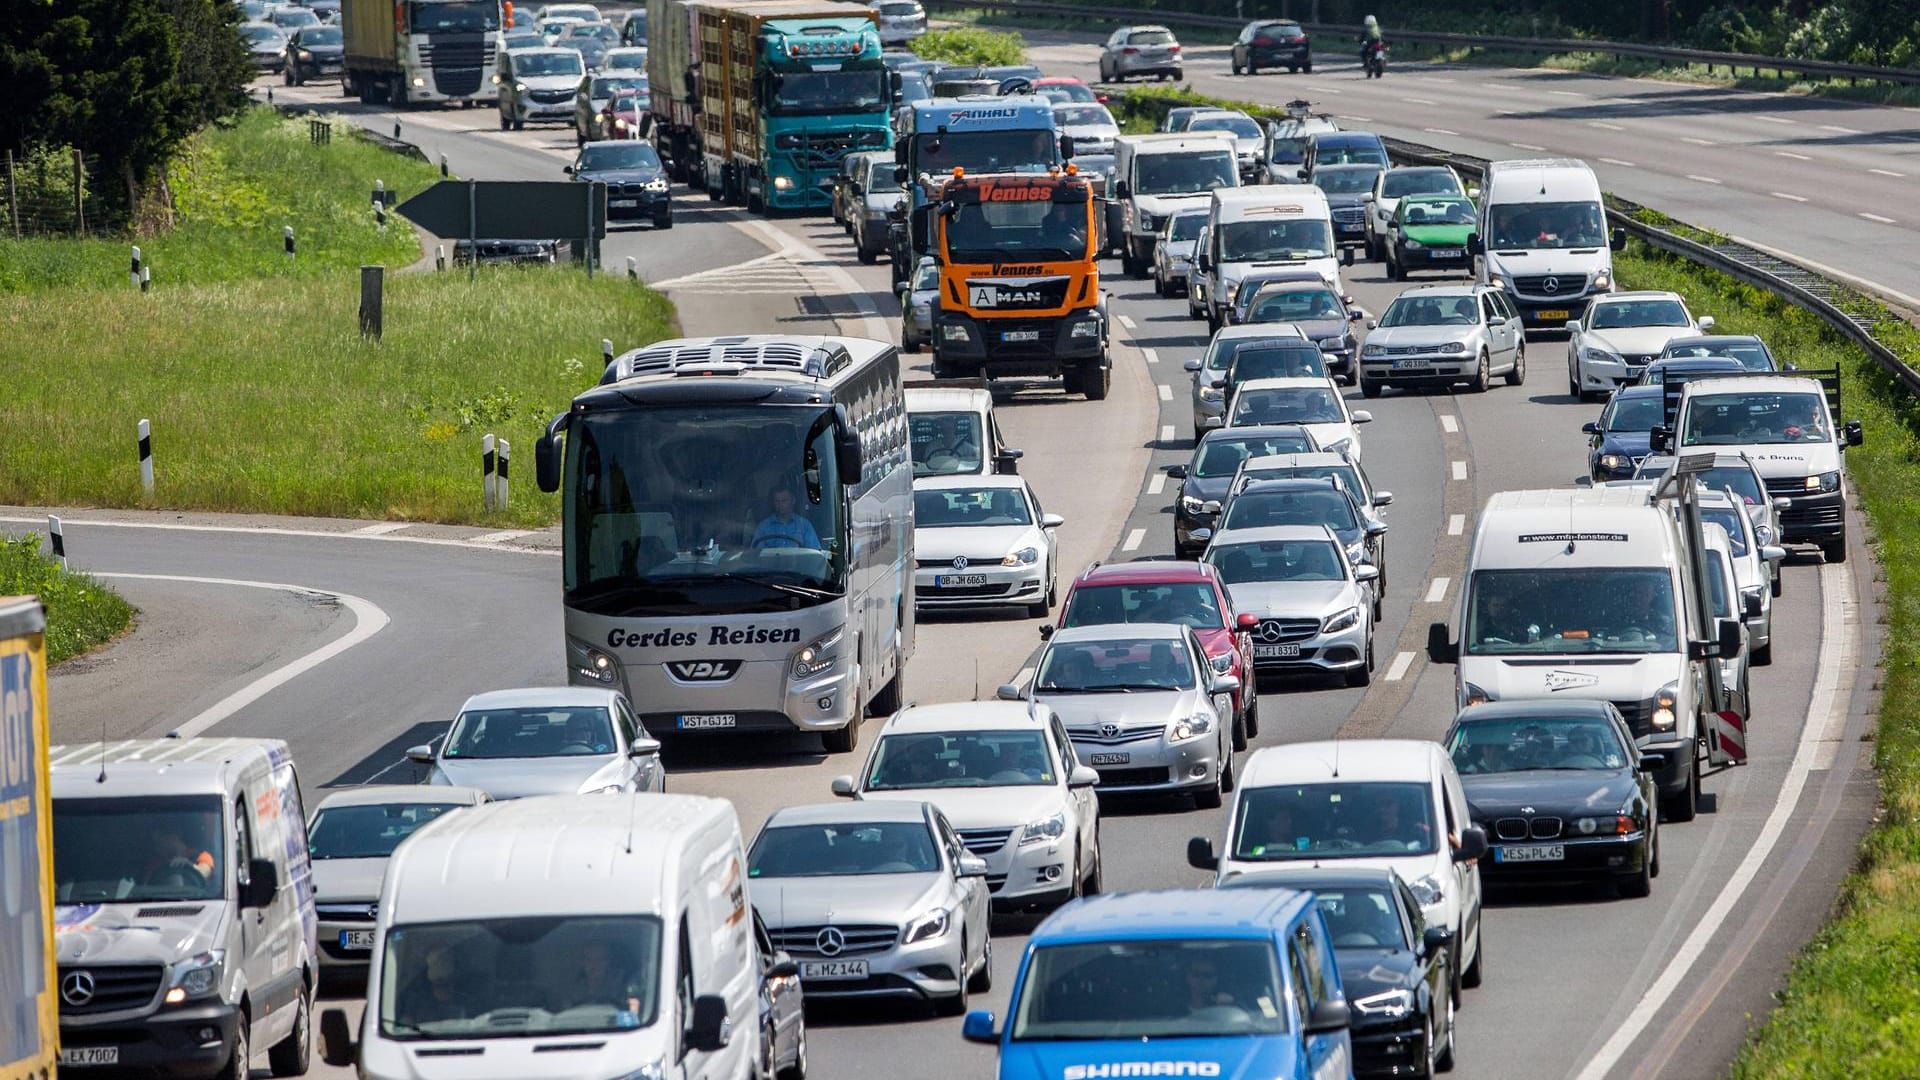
[[1152, 206, 1208, 298], [407, 686, 665, 798], [306, 784, 489, 978], [748, 800, 993, 1013], [1185, 110, 1265, 181], [1029, 624, 1240, 808], [872, 0, 927, 45], [1099, 25, 1183, 82], [1052, 102, 1119, 157], [1202, 524, 1380, 687], [900, 257, 938, 353]]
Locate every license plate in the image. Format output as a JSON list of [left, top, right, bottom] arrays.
[[1001, 330, 1040, 342], [610, 199, 637, 208], [1090, 752, 1131, 765], [1537, 309, 1570, 321], [60, 1048, 119, 1066], [1391, 359, 1433, 370], [1496, 844, 1565, 863], [800, 959, 869, 981], [1430, 248, 1465, 258], [678, 713, 737, 730], [937, 574, 988, 587], [339, 929, 376, 950], [1253, 643, 1301, 658]]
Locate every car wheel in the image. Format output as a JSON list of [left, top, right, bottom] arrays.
[[1244, 687, 1259, 739], [1230, 699, 1248, 752], [1246, 59, 1258, 76], [655, 213, 674, 230], [1345, 635, 1374, 688], [1619, 840, 1654, 898], [1361, 377, 1383, 399], [1153, 271, 1167, 297], [268, 985, 310, 1077], [1231, 57, 1242, 75], [777, 1024, 808, 1080], [967, 934, 994, 993], [1218, 729, 1234, 793], [1752, 639, 1772, 666], [1434, 988, 1457, 1072], [1389, 250, 1406, 281], [1173, 68, 1184, 80], [1303, 60, 1313, 72], [499, 112, 511, 131], [1664, 748, 1699, 823], [1468, 349, 1490, 393], [1084, 835, 1103, 895], [512, 118, 525, 131], [936, 937, 971, 1016], [1195, 763, 1224, 810], [1823, 534, 1848, 563], [1650, 818, 1661, 878], [1461, 924, 1483, 988], [1505, 341, 1526, 385], [1568, 357, 1581, 399], [821, 718, 859, 754]]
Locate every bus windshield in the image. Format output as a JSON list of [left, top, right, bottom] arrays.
[[564, 405, 847, 616]]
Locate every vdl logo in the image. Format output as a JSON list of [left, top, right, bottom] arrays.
[[667, 660, 741, 682]]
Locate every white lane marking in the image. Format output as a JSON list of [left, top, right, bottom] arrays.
[[1509, 142, 1547, 151], [1820, 123, 1862, 134], [1143, 347, 1160, 364], [1774, 150, 1812, 161], [469, 529, 535, 545], [1600, 157, 1637, 168], [1447, 514, 1466, 536], [1754, 114, 1796, 124], [0, 515, 558, 557], [1160, 425, 1176, 442], [1450, 460, 1467, 481], [1439, 414, 1459, 433], [1122, 528, 1146, 552], [1573, 561, 1858, 1080], [1384, 651, 1416, 682], [1118, 314, 1137, 330], [1687, 174, 1723, 185], [351, 522, 409, 536], [728, 216, 890, 340], [1681, 137, 1717, 146], [1403, 97, 1438, 106], [1548, 89, 1586, 97], [1771, 192, 1809, 202], [1147, 471, 1167, 496], [1424, 577, 1450, 604], [1424, 128, 1460, 136], [1860, 211, 1897, 224], [1341, 115, 1375, 124], [1870, 167, 1906, 177], [1158, 384, 1173, 401], [1589, 121, 1625, 131], [1317, 87, 1342, 95], [93, 573, 390, 739]]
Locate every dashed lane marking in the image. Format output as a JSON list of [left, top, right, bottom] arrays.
[[1157, 384, 1173, 401], [1403, 97, 1438, 106], [1147, 471, 1167, 496], [1118, 314, 1136, 330], [1425, 577, 1450, 604], [1448, 514, 1466, 536], [1821, 123, 1862, 134], [1439, 414, 1458, 433], [1771, 192, 1808, 202], [1451, 460, 1467, 480], [1122, 528, 1146, 552], [1681, 137, 1717, 146], [1510, 142, 1547, 151], [1143, 347, 1159, 364], [1424, 128, 1459, 136], [1754, 114, 1796, 124], [1870, 167, 1906, 177], [1590, 122, 1625, 131], [1384, 651, 1416, 682], [1774, 150, 1812, 161], [1160, 424, 1176, 442], [1860, 212, 1897, 224], [1600, 157, 1637, 168], [469, 529, 536, 544], [351, 522, 410, 536], [1687, 175, 1723, 185]]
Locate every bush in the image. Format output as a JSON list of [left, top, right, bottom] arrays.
[[910, 26, 1027, 66], [0, 535, 136, 664]]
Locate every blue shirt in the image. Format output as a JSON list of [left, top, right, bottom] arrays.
[[753, 513, 821, 549]]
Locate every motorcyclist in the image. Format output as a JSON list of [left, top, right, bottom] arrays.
[[1358, 15, 1385, 69]]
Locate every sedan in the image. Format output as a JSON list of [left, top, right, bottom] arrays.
[[1583, 383, 1665, 480], [1099, 24, 1183, 82], [1216, 477, 1387, 616], [602, 46, 647, 72], [1221, 868, 1456, 1078], [406, 686, 665, 798], [1238, 282, 1365, 379], [306, 785, 489, 979], [748, 800, 992, 1014], [1312, 163, 1383, 253], [1152, 207, 1208, 297], [1365, 165, 1467, 262], [1384, 194, 1476, 280], [1230, 19, 1312, 75], [1223, 269, 1343, 328], [269, 6, 320, 31], [1166, 425, 1320, 558], [566, 140, 671, 227], [1445, 699, 1660, 897], [1187, 111, 1266, 181], [1027, 624, 1240, 807], [1657, 333, 1779, 372], [241, 22, 289, 72], [1227, 376, 1373, 463], [899, 256, 938, 353], [912, 474, 1064, 617], [872, 0, 928, 45], [1635, 355, 1747, 386], [576, 72, 647, 141], [283, 25, 343, 84], [1567, 290, 1713, 401], [1052, 102, 1119, 157], [1357, 283, 1524, 397], [1204, 524, 1379, 685]]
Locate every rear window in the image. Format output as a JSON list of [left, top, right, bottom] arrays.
[[1129, 29, 1176, 45]]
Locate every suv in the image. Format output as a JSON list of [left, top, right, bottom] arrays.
[[1231, 19, 1312, 74]]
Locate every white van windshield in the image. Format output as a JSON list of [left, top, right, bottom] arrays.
[[1681, 392, 1831, 446], [1218, 218, 1333, 261], [1134, 152, 1236, 195], [1486, 199, 1606, 250], [1232, 781, 1438, 859], [1466, 567, 1679, 654], [380, 915, 662, 1038], [54, 795, 224, 903]]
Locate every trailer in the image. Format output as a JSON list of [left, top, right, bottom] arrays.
[[342, 0, 503, 106]]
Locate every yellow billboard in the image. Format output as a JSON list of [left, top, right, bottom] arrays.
[[0, 597, 54, 1080]]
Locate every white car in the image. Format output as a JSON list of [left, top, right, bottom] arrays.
[[602, 46, 646, 72], [1226, 375, 1373, 462], [1201, 524, 1379, 685], [912, 474, 1063, 616], [1152, 206, 1208, 298], [1052, 102, 1119, 157], [537, 15, 586, 44], [1185, 110, 1265, 181], [832, 701, 1104, 912], [1362, 165, 1467, 260], [1358, 284, 1525, 398], [406, 686, 665, 798], [1567, 290, 1713, 401], [871, 0, 927, 44], [537, 2, 602, 21]]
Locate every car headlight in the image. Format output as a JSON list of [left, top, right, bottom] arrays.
[[1170, 713, 1214, 742], [1199, 384, 1223, 402], [297, 49, 312, 59], [611, 1062, 668, 1080], [1438, 341, 1466, 354], [1137, 208, 1155, 230], [1223, 281, 1240, 304], [1583, 347, 1622, 366], [941, 323, 970, 342], [1323, 606, 1361, 634], [1403, 237, 1425, 250], [645, 177, 669, 192], [1362, 343, 1386, 357], [903, 907, 952, 944], [577, 642, 619, 684], [515, 82, 528, 92], [1462, 681, 1493, 706], [165, 951, 225, 1004], [1756, 524, 1775, 544], [1576, 815, 1635, 835], [1210, 652, 1234, 674], [1352, 988, 1414, 1020], [773, 176, 795, 191], [1406, 873, 1444, 906], [1652, 681, 1679, 730], [1319, 338, 1342, 352], [1346, 543, 1368, 565], [791, 629, 843, 679], [1599, 453, 1629, 471], [1003, 546, 1040, 566], [1070, 319, 1102, 339], [1180, 494, 1207, 515], [1019, 811, 1067, 846], [1809, 470, 1840, 493]]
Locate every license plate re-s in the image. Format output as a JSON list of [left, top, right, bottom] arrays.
[[800, 959, 869, 981], [339, 929, 376, 950], [937, 574, 989, 587], [1496, 844, 1565, 863], [1253, 643, 1301, 658]]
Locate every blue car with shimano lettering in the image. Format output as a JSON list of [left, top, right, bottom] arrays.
[[964, 890, 1355, 1080]]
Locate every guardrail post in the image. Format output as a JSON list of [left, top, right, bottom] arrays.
[[47, 516, 65, 569], [284, 225, 295, 260], [137, 419, 153, 497], [359, 265, 384, 340], [482, 434, 497, 509], [130, 246, 142, 289], [497, 440, 511, 509]]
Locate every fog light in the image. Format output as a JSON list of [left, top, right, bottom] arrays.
[[1189, 763, 1209, 779], [194, 1027, 219, 1044], [817, 696, 834, 711], [165, 988, 187, 1005], [1041, 865, 1062, 881]]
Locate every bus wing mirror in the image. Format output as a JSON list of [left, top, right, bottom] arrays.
[[536, 433, 562, 493], [836, 426, 864, 486]]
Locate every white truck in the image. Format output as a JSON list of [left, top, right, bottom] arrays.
[[1109, 132, 1238, 278], [343, 0, 503, 106], [1469, 158, 1625, 334]]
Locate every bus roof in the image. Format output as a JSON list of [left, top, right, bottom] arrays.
[[597, 334, 893, 389]]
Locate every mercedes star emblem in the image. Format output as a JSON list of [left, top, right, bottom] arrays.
[[816, 927, 846, 956], [1258, 621, 1284, 643], [951, 556, 969, 571], [61, 970, 96, 1007], [1542, 276, 1561, 295], [1099, 723, 1121, 738]]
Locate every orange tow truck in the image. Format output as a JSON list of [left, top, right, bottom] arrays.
[[928, 167, 1110, 399]]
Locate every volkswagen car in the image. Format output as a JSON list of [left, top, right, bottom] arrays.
[[1357, 283, 1525, 397], [406, 686, 665, 797], [1203, 524, 1379, 686], [912, 474, 1064, 617]]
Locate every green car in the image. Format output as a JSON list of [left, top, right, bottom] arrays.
[[1386, 194, 1476, 280]]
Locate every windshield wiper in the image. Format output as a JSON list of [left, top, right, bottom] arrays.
[[651, 571, 840, 601]]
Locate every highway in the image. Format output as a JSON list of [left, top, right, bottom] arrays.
[[23, 49, 1891, 1079]]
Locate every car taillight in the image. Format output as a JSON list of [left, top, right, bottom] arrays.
[[1122, 46, 1138, 54], [1253, 37, 1272, 45], [1168, 44, 1182, 51]]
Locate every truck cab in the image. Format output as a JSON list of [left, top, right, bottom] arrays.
[[892, 96, 1063, 269], [1110, 132, 1239, 278]]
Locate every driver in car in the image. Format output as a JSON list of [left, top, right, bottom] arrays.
[[751, 483, 821, 549], [1606, 576, 1674, 642]]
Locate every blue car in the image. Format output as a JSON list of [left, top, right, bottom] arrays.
[[1583, 384, 1664, 481], [964, 889, 1355, 1080]]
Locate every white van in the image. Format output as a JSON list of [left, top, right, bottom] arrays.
[[1110, 132, 1239, 277], [1197, 184, 1340, 331], [49, 738, 317, 1079], [906, 381, 1022, 477], [1471, 159, 1625, 333], [1427, 486, 1742, 821], [327, 793, 761, 1080]]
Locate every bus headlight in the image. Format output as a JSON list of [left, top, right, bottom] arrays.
[[578, 643, 619, 684], [792, 630, 843, 679]]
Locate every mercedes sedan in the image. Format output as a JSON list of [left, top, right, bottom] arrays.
[[407, 686, 665, 798], [1203, 524, 1379, 686]]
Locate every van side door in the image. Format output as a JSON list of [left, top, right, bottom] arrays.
[[1289, 919, 1350, 1079], [233, 793, 268, 1021]]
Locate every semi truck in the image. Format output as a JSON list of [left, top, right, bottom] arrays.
[[0, 598, 54, 1080], [647, 0, 889, 211], [342, 0, 504, 106], [927, 168, 1110, 399]]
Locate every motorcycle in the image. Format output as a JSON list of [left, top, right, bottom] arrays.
[[1361, 40, 1387, 78]]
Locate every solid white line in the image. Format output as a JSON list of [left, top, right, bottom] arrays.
[[1870, 168, 1906, 178], [1860, 212, 1897, 224], [1450, 460, 1467, 481], [1681, 137, 1717, 146], [351, 522, 409, 536], [1509, 142, 1547, 152], [1687, 174, 1723, 185], [468, 529, 535, 545], [1341, 115, 1375, 124], [1160, 425, 1176, 442], [1589, 121, 1625, 131], [1774, 150, 1812, 161], [1573, 561, 1857, 1080], [1820, 123, 1862, 134], [1118, 314, 1137, 331], [1122, 528, 1146, 552], [1158, 384, 1173, 401], [1438, 414, 1459, 433], [1424, 128, 1459, 137], [1771, 192, 1809, 202], [1143, 348, 1160, 364], [1424, 577, 1450, 604], [1447, 514, 1466, 536], [1548, 90, 1586, 97], [1599, 157, 1637, 168], [1383, 651, 1416, 682], [1403, 97, 1438, 106], [1147, 472, 1167, 496], [93, 573, 390, 740], [0, 515, 558, 558]]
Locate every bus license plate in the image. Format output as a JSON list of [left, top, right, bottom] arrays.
[[1537, 309, 1570, 321], [1253, 644, 1301, 658], [339, 930, 376, 950], [1001, 330, 1040, 342], [801, 960, 869, 981], [60, 1048, 119, 1066], [1090, 752, 1130, 765], [937, 574, 988, 587], [678, 714, 737, 730], [1496, 844, 1565, 863]]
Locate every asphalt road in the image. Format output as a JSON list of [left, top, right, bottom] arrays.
[[22, 65, 1883, 1080]]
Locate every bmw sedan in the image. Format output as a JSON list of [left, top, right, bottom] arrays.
[[566, 139, 671, 227], [912, 474, 1064, 617], [406, 686, 665, 798], [1203, 524, 1379, 686], [748, 800, 992, 1014]]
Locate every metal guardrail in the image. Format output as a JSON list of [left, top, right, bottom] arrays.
[[924, 0, 1920, 87]]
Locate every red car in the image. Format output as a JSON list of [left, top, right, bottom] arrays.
[[1043, 561, 1261, 748]]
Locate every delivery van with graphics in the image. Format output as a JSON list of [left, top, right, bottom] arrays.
[[962, 889, 1353, 1080]]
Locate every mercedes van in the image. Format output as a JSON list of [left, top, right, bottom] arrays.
[[1197, 185, 1340, 332], [1470, 159, 1625, 332], [1111, 132, 1240, 277]]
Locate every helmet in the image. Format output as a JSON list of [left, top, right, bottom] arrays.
[[1363, 14, 1378, 25]]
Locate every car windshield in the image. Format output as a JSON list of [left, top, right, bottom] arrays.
[[299, 27, 343, 45], [1378, 293, 1479, 327], [1222, 488, 1356, 533], [1192, 433, 1313, 478], [308, 802, 468, 860], [914, 129, 1058, 176], [911, 261, 939, 290], [1012, 939, 1288, 1041], [1591, 300, 1690, 329], [516, 52, 585, 76], [1060, 582, 1224, 631], [604, 49, 646, 68], [1466, 567, 1679, 654], [412, 0, 499, 31], [1314, 143, 1387, 167], [1606, 395, 1664, 432], [914, 485, 1032, 526], [1129, 29, 1176, 45], [1448, 714, 1629, 774], [1041, 81, 1096, 101], [1248, 288, 1344, 323], [1400, 198, 1475, 226], [1314, 167, 1381, 195], [1054, 105, 1114, 127], [568, 22, 616, 41], [865, 159, 902, 191], [241, 23, 284, 42], [878, 1, 920, 13], [865, 730, 1055, 789], [1681, 392, 1831, 446], [1168, 212, 1207, 241], [1381, 169, 1460, 199], [1232, 386, 1343, 426], [273, 8, 319, 26], [1663, 340, 1774, 371], [1256, 22, 1305, 39], [769, 69, 888, 116], [1036, 637, 1197, 692], [590, 75, 645, 98], [579, 142, 660, 170], [380, 916, 661, 1038], [749, 821, 940, 877], [1191, 115, 1261, 139], [53, 796, 225, 903], [1219, 219, 1334, 261], [910, 412, 986, 476], [1233, 781, 1438, 860], [1486, 200, 1606, 249], [1703, 507, 1750, 556], [1204, 538, 1345, 583], [1229, 344, 1327, 382], [1219, 880, 1410, 951], [944, 193, 1088, 263], [442, 706, 615, 759], [1134, 152, 1237, 195]]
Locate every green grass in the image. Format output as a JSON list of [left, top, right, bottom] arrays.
[[910, 26, 1029, 66], [0, 535, 136, 664]]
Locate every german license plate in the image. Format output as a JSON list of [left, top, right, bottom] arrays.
[[1496, 844, 1565, 863], [1090, 752, 1130, 765], [339, 929, 376, 950], [1537, 309, 1570, 321], [1253, 643, 1301, 658], [60, 1048, 119, 1066], [1002, 330, 1040, 342], [1431, 248, 1465, 258], [1392, 359, 1432, 370], [800, 959, 869, 981], [937, 574, 988, 587], [610, 199, 638, 208], [678, 713, 737, 730]]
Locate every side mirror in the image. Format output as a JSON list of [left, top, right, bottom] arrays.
[[687, 994, 732, 1052], [1365, 521, 1389, 537], [1453, 825, 1488, 863], [536, 428, 563, 494], [1373, 491, 1393, 507], [1236, 612, 1259, 630], [1354, 564, 1380, 582], [241, 857, 278, 909], [562, 164, 575, 175], [1165, 463, 1189, 479], [1183, 358, 1203, 372], [1698, 315, 1716, 331], [1845, 419, 1864, 447], [1610, 227, 1628, 251], [1421, 926, 1452, 958], [1305, 997, 1351, 1035], [1467, 186, 1481, 199], [1743, 592, 1763, 619], [1186, 835, 1218, 872], [1638, 750, 1669, 772], [1347, 308, 1363, 321], [996, 682, 1023, 701], [894, 165, 908, 184], [1113, 179, 1131, 199], [1038, 624, 1055, 640], [1351, 410, 1374, 424], [962, 1010, 1000, 1044], [1426, 622, 1457, 664], [957, 854, 990, 878], [1582, 421, 1600, 435], [1649, 426, 1675, 454], [1772, 496, 1792, 512], [768, 954, 801, 979], [1565, 320, 1581, 334], [1341, 247, 1355, 267], [405, 744, 434, 765], [628, 735, 663, 757], [830, 775, 856, 798], [1041, 513, 1065, 529], [1295, 168, 1308, 181], [894, 140, 909, 165], [1761, 544, 1787, 563], [1367, 319, 1379, 330], [1210, 379, 1227, 390], [1466, 232, 1484, 256], [1197, 249, 1212, 272], [1718, 617, 1743, 658], [1210, 674, 1241, 695], [319, 1008, 355, 1068], [1068, 765, 1100, 788], [1059, 134, 1075, 160], [1201, 500, 1222, 515]]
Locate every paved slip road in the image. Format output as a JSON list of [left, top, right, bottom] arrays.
[[19, 62, 1884, 1080]]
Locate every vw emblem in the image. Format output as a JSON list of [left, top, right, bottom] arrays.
[[1542, 276, 1561, 295], [951, 556, 969, 571], [61, 970, 96, 1007], [1258, 621, 1284, 643], [1099, 723, 1121, 738], [816, 927, 846, 957]]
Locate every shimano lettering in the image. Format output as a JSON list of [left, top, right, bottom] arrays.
[[1063, 1064, 1222, 1079]]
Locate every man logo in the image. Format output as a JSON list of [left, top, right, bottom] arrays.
[[668, 659, 741, 682], [1544, 669, 1599, 692]]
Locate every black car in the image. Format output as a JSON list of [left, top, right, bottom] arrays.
[[1220, 337, 1328, 400], [1231, 19, 1311, 75], [1445, 699, 1662, 897], [1313, 163, 1383, 252], [1634, 355, 1747, 387], [1300, 130, 1389, 185], [1239, 281, 1365, 381], [1221, 867, 1455, 1078], [566, 141, 673, 228], [241, 22, 289, 73], [1165, 425, 1317, 558], [283, 25, 344, 85]]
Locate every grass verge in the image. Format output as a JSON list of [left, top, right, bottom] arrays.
[[910, 25, 1029, 66], [0, 536, 135, 664]]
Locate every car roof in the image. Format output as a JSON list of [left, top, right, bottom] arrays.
[[1316, 163, 1381, 173], [913, 473, 1028, 492], [1219, 865, 1405, 892], [1201, 424, 1315, 444], [1665, 334, 1764, 347], [1389, 283, 1480, 299], [1242, 452, 1357, 471], [884, 700, 1049, 733], [1215, 319, 1311, 339], [1124, 24, 1174, 33], [1652, 357, 1745, 369], [1074, 559, 1216, 586], [1047, 621, 1192, 645], [1248, 278, 1338, 295], [49, 738, 288, 798], [1681, 375, 1825, 396], [1238, 476, 1343, 495], [1314, 131, 1384, 145], [1241, 739, 1440, 787], [1454, 699, 1617, 724], [312, 784, 490, 811], [1610, 384, 1666, 400], [1237, 376, 1342, 392], [1209, 523, 1338, 545], [509, 46, 582, 57], [1591, 290, 1686, 303], [1032, 889, 1312, 943], [458, 686, 621, 712], [764, 800, 931, 827]]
